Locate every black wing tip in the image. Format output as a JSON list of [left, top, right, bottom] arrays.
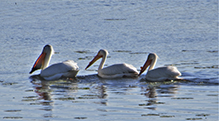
[[29, 68, 37, 74], [29, 70, 33, 74]]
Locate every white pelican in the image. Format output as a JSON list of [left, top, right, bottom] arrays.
[[29, 45, 79, 80], [85, 49, 138, 78], [138, 53, 181, 81]]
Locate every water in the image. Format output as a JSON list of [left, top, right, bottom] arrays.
[[0, 0, 218, 120]]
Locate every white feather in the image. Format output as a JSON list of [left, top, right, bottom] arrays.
[[40, 60, 79, 80]]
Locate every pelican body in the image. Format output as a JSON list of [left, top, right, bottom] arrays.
[[138, 53, 181, 81], [85, 49, 138, 78], [29, 45, 79, 80]]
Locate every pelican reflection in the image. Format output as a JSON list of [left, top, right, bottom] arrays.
[[140, 83, 179, 110]]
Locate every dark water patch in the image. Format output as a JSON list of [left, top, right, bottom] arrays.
[[78, 87, 90, 90], [72, 101, 85, 103], [206, 94, 218, 96], [23, 96, 38, 99], [3, 117, 23, 119], [54, 97, 75, 101], [157, 85, 178, 92], [40, 101, 53, 105], [4, 110, 21, 112], [51, 85, 74, 90], [22, 98, 38, 101], [30, 102, 41, 105], [43, 113, 54, 118], [77, 74, 100, 83], [156, 102, 165, 104], [182, 50, 198, 52], [182, 49, 218, 54], [2, 82, 18, 85], [194, 65, 218, 69], [139, 101, 165, 106], [186, 117, 203, 120], [207, 50, 218, 53], [39, 107, 53, 111], [74, 117, 87, 119], [139, 78, 187, 84], [77, 95, 98, 99], [195, 113, 210, 117], [82, 94, 98, 96], [104, 18, 126, 21], [111, 91, 127, 95], [141, 113, 160, 116], [157, 90, 176, 94], [22, 96, 38, 102], [186, 78, 219, 85], [25, 89, 34, 92], [54, 52, 60, 54], [138, 104, 146, 106], [144, 107, 156, 110], [129, 52, 149, 54], [97, 108, 107, 112], [138, 76, 219, 86], [156, 94, 173, 97], [77, 97, 93, 99], [171, 97, 194, 100], [74, 50, 91, 54], [144, 101, 157, 107], [54, 90, 65, 93], [160, 115, 175, 118], [164, 62, 199, 67], [180, 62, 199, 65], [177, 62, 199, 66], [78, 57, 86, 60], [113, 50, 131, 53], [78, 56, 93, 60]]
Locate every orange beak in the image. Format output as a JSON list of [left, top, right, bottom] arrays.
[[29, 52, 46, 74], [85, 54, 102, 70], [138, 59, 152, 76]]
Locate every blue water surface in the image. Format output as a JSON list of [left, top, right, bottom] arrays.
[[0, 0, 218, 120]]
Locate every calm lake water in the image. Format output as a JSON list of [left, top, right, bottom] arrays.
[[0, 0, 218, 120]]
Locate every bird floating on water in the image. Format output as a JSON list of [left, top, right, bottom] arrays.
[[138, 53, 181, 81], [85, 49, 138, 78], [29, 44, 79, 80]]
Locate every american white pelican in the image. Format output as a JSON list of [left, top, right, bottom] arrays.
[[138, 53, 181, 81], [29, 45, 79, 80], [85, 49, 138, 78]]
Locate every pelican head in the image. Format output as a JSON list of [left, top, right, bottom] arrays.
[[85, 49, 108, 70], [29, 44, 54, 74], [138, 53, 158, 76]]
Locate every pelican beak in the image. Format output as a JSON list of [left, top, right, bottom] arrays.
[[29, 52, 46, 74], [138, 59, 152, 76], [85, 54, 102, 70]]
